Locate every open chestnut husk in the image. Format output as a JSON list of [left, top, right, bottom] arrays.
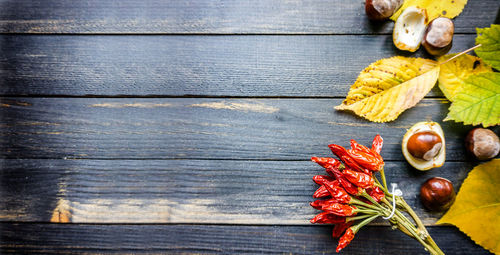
[[422, 17, 454, 56], [393, 6, 428, 52], [402, 122, 446, 171], [420, 177, 455, 211], [465, 128, 500, 160], [365, 0, 404, 20]]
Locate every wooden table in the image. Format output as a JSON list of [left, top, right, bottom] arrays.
[[1, 1, 498, 254]]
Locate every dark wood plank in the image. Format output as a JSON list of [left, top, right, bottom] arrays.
[[0, 159, 478, 224], [1, 98, 486, 161], [0, 0, 497, 34], [0, 34, 478, 97], [0, 223, 489, 254]]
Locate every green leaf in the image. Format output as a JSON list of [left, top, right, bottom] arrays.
[[438, 159, 500, 254], [438, 54, 492, 101], [444, 72, 500, 127], [475, 24, 500, 70]]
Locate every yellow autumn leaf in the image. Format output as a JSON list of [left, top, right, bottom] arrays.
[[438, 159, 500, 254], [341, 57, 436, 106], [438, 54, 493, 101], [335, 57, 439, 122], [391, 0, 468, 22]]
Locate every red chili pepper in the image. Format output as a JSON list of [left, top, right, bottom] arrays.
[[332, 221, 353, 238], [371, 134, 383, 154], [311, 157, 342, 169], [327, 167, 360, 196], [313, 185, 330, 198], [322, 203, 357, 216], [343, 168, 374, 189], [323, 181, 351, 204], [310, 198, 341, 210], [336, 227, 355, 252], [328, 144, 365, 172], [310, 211, 346, 224], [367, 186, 385, 202], [348, 139, 384, 172], [312, 175, 335, 185]]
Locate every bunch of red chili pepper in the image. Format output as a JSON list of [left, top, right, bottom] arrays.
[[310, 135, 444, 255]]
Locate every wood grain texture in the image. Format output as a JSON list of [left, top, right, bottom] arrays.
[[0, 34, 478, 97], [0, 0, 497, 34], [1, 223, 489, 254], [1, 97, 486, 161], [0, 159, 477, 224]]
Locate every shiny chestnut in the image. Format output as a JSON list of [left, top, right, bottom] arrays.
[[406, 131, 443, 161], [420, 177, 455, 211], [365, 0, 404, 20], [465, 128, 500, 160], [422, 17, 454, 56]]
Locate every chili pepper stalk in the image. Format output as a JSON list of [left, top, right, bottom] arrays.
[[374, 169, 443, 255]]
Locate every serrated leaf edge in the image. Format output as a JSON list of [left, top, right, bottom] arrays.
[[437, 159, 500, 255]]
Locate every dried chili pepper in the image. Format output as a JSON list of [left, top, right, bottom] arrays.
[[328, 144, 365, 173], [336, 227, 355, 252], [323, 180, 351, 204], [371, 134, 383, 154], [313, 185, 330, 198], [310, 211, 346, 224], [312, 175, 335, 185], [322, 203, 357, 216], [332, 221, 353, 238], [311, 157, 342, 169], [310, 198, 341, 210], [327, 167, 360, 196], [367, 186, 385, 202], [343, 168, 374, 189], [348, 139, 384, 172]]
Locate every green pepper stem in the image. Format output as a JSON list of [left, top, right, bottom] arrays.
[[378, 167, 388, 191], [346, 214, 372, 222], [352, 214, 380, 233], [350, 197, 382, 211], [380, 190, 444, 255]]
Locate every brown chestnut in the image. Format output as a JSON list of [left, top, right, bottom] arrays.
[[365, 0, 404, 20], [465, 128, 500, 160], [422, 17, 454, 56], [420, 177, 455, 211], [406, 131, 443, 161]]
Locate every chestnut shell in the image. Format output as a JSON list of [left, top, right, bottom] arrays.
[[422, 17, 454, 56], [465, 128, 500, 160], [420, 177, 455, 211], [407, 131, 443, 161], [365, 0, 404, 20]]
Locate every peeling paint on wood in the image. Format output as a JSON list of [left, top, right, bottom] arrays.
[[190, 101, 279, 114], [0, 159, 476, 224], [0, 98, 478, 161], [90, 102, 172, 108]]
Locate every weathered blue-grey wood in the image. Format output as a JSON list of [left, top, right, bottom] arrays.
[[0, 0, 496, 34], [0, 34, 477, 97], [0, 223, 489, 254], [0, 98, 482, 161], [0, 158, 477, 224]]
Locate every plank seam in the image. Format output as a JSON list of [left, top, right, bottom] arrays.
[[0, 32, 478, 36]]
